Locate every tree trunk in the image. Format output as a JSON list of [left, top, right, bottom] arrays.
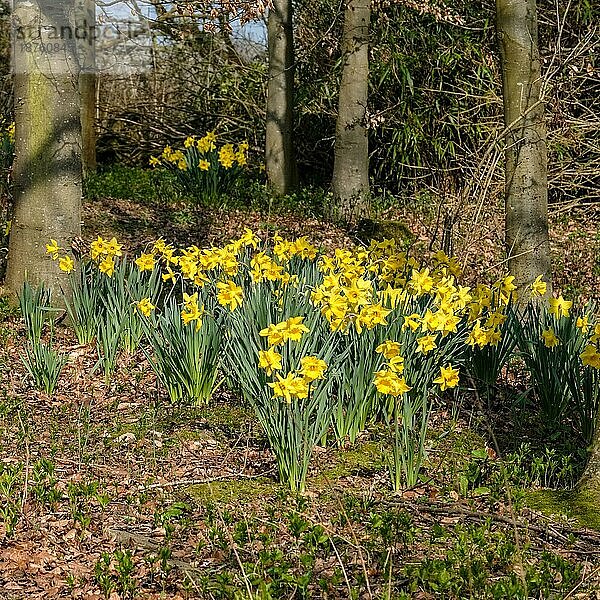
[[497, 0, 551, 298], [5, 0, 82, 300], [578, 420, 600, 497], [330, 0, 370, 224], [79, 72, 96, 176], [265, 0, 297, 196], [79, 0, 96, 176]]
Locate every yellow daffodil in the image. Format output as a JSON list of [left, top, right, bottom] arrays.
[[576, 315, 589, 334], [416, 335, 437, 355], [162, 266, 176, 283], [421, 309, 441, 332], [409, 268, 434, 296], [239, 228, 260, 249], [466, 321, 488, 348], [486, 311, 506, 328], [299, 356, 327, 382], [373, 370, 411, 397], [268, 372, 309, 403], [355, 303, 390, 333], [388, 355, 405, 374], [59, 255, 74, 273], [218, 144, 235, 168], [90, 235, 107, 259], [183, 291, 198, 308], [135, 253, 155, 272], [403, 313, 421, 332], [106, 237, 122, 257], [497, 275, 517, 304], [258, 348, 283, 376], [291, 237, 317, 260], [580, 345, 600, 369], [99, 255, 115, 277], [181, 296, 203, 330], [433, 364, 460, 391], [541, 328, 560, 348], [236, 150, 247, 166], [548, 295, 572, 319], [281, 316, 310, 342], [46, 239, 60, 260], [137, 298, 155, 317], [376, 340, 401, 360], [437, 311, 461, 335], [260, 323, 287, 347], [454, 285, 472, 309], [530, 275, 547, 297], [486, 328, 502, 346], [216, 280, 243, 311]]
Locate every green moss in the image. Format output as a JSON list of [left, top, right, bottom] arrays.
[[29, 73, 51, 160], [353, 219, 414, 247], [313, 441, 386, 484], [200, 404, 255, 429], [525, 489, 600, 530], [175, 428, 212, 442], [436, 427, 486, 453], [186, 477, 278, 504]]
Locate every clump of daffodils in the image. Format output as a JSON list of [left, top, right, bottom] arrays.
[[45, 228, 600, 492], [46, 230, 600, 383], [266, 357, 328, 405], [149, 131, 249, 204]]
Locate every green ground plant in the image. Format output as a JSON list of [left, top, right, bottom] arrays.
[[21, 340, 67, 395], [18, 282, 66, 394], [84, 164, 179, 204], [143, 297, 223, 405]]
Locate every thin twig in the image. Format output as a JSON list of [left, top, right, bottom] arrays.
[[140, 471, 274, 491]]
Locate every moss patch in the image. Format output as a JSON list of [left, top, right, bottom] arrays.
[[434, 427, 487, 454], [200, 404, 256, 429], [313, 441, 386, 484], [525, 489, 600, 530], [185, 477, 278, 505], [352, 219, 414, 247]]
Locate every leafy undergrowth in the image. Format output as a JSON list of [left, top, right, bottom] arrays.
[[1, 314, 600, 599]]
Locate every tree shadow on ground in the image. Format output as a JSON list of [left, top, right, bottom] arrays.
[[83, 195, 213, 252]]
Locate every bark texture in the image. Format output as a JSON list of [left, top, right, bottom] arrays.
[[5, 0, 82, 299], [79, 0, 96, 175], [330, 0, 370, 223], [578, 423, 600, 497], [265, 0, 297, 195], [497, 0, 551, 298], [79, 72, 96, 175]]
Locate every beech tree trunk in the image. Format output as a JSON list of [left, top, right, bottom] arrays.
[[80, 72, 96, 176], [265, 0, 297, 195], [330, 0, 370, 223], [497, 0, 551, 298], [578, 422, 600, 496], [5, 0, 82, 299], [79, 0, 96, 175]]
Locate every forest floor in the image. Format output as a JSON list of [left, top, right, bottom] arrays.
[[0, 191, 600, 599]]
